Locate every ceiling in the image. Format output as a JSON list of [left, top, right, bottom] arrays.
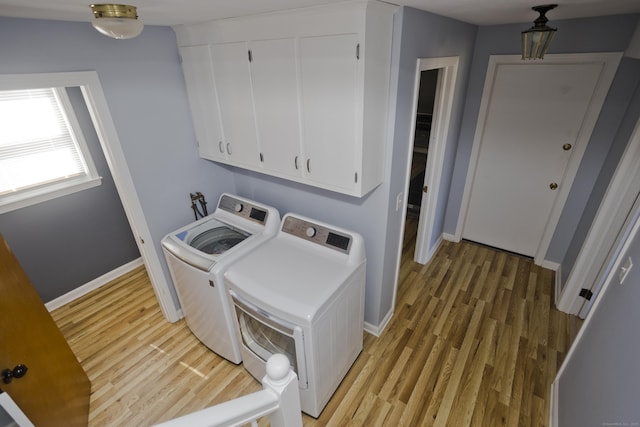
[[0, 0, 639, 27]]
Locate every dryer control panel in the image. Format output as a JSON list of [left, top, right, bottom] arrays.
[[282, 216, 352, 254], [218, 195, 268, 225]]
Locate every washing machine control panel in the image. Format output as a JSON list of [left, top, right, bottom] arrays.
[[282, 216, 351, 253], [218, 195, 268, 224]]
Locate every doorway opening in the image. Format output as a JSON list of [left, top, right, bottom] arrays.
[[403, 57, 459, 267], [388, 57, 459, 325], [407, 69, 438, 218]]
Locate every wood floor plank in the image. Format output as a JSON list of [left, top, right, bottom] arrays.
[[50, 218, 581, 426]]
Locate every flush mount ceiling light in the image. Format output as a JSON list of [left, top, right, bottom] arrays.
[[521, 4, 558, 60], [90, 4, 143, 39]]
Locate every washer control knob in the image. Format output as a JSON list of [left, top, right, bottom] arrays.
[[234, 203, 243, 213], [306, 227, 317, 238]]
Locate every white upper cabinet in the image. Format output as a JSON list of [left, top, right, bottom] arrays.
[[250, 38, 303, 178], [209, 42, 260, 168], [174, 0, 396, 197], [178, 45, 226, 162], [299, 33, 360, 190]]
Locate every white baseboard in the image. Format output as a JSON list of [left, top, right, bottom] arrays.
[[549, 379, 559, 427], [442, 232, 459, 242], [554, 265, 563, 308], [45, 257, 144, 312], [427, 235, 444, 261], [540, 260, 560, 271], [364, 308, 394, 337]]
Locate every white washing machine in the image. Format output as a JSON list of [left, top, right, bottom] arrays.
[[224, 213, 366, 417], [161, 194, 280, 364]]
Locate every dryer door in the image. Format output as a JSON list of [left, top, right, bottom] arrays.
[[231, 291, 307, 388]]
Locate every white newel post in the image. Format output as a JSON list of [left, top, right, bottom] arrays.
[[263, 354, 303, 427]]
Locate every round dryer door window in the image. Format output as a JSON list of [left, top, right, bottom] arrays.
[[189, 226, 249, 255]]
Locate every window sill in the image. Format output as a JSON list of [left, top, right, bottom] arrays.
[[0, 176, 103, 214]]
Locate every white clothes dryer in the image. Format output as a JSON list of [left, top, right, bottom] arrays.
[[224, 213, 366, 417], [161, 194, 280, 364]]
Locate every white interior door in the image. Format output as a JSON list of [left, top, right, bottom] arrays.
[[462, 58, 611, 257], [409, 57, 459, 264]]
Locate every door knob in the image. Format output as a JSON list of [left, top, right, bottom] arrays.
[[2, 364, 28, 384], [549, 182, 558, 190]]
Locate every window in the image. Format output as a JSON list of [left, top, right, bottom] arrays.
[[0, 87, 101, 213]]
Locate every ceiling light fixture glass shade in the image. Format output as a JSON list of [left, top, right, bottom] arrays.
[[90, 4, 143, 39], [521, 4, 557, 60]]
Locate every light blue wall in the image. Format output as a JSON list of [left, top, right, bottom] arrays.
[[0, 17, 236, 310], [445, 14, 640, 270]]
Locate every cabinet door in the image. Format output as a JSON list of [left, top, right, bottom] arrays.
[[179, 45, 226, 161], [250, 38, 302, 178], [299, 34, 359, 190], [210, 42, 260, 168]]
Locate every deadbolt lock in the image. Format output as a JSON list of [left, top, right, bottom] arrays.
[[562, 143, 572, 151], [549, 182, 558, 190]]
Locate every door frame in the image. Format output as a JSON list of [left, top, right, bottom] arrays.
[[454, 53, 622, 266], [0, 71, 179, 322], [557, 116, 640, 315], [80, 71, 179, 321], [411, 57, 460, 264], [549, 167, 640, 426], [388, 56, 459, 322]]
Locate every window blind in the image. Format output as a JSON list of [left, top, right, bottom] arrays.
[[0, 88, 87, 196]]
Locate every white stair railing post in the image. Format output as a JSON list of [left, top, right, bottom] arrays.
[[263, 354, 302, 427]]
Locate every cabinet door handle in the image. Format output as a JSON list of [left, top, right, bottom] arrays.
[[218, 141, 224, 153], [294, 156, 299, 170], [306, 158, 311, 173], [226, 143, 232, 155]]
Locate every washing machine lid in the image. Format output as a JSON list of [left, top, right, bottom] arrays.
[[162, 216, 251, 272], [162, 194, 281, 272]]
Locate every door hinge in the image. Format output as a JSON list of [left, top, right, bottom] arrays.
[[259, 152, 264, 162], [355, 172, 358, 183], [248, 49, 253, 62], [209, 280, 215, 288], [356, 43, 360, 60], [579, 288, 593, 301]]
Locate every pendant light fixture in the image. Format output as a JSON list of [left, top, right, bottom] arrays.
[[521, 4, 558, 60], [90, 4, 144, 39]]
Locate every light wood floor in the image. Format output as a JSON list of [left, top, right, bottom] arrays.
[[51, 218, 581, 426]]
